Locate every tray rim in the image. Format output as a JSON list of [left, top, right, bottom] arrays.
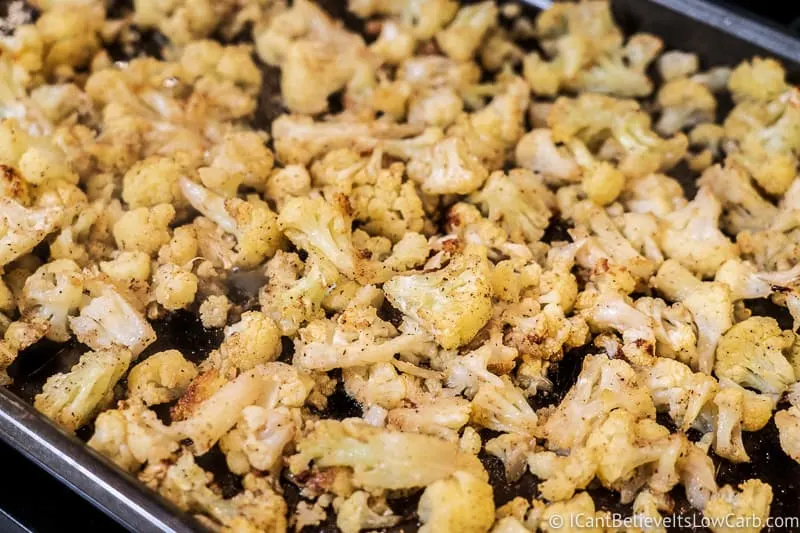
[[1, 0, 799, 531]]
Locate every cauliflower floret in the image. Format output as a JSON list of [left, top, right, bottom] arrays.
[[199, 131, 274, 197], [113, 204, 175, 256], [418, 471, 495, 533], [653, 260, 733, 374], [660, 186, 738, 278], [471, 377, 537, 435], [391, 135, 489, 195], [265, 165, 311, 208], [728, 57, 787, 103], [271, 113, 421, 166], [88, 399, 179, 472], [344, 362, 408, 410], [295, 287, 435, 371], [152, 263, 198, 311], [122, 156, 185, 209], [348, 158, 427, 242], [528, 446, 597, 502], [775, 405, 800, 463], [714, 316, 796, 395], [169, 367, 269, 454], [20, 259, 83, 342], [100, 252, 152, 286], [198, 294, 231, 329], [639, 358, 718, 430], [537, 355, 655, 451], [704, 480, 773, 533], [216, 311, 282, 372], [158, 225, 199, 268], [531, 492, 607, 533], [515, 129, 580, 187], [336, 491, 400, 533], [621, 173, 687, 217], [657, 50, 699, 81], [408, 88, 464, 128], [384, 253, 493, 349], [127, 350, 198, 406], [634, 297, 697, 364], [435, 1, 498, 62], [698, 162, 778, 234], [656, 78, 716, 136], [290, 419, 487, 490], [387, 394, 470, 441], [0, 199, 63, 267], [180, 177, 281, 269], [259, 252, 337, 336], [469, 169, 554, 244], [220, 405, 297, 475], [34, 348, 132, 432], [68, 282, 156, 356]]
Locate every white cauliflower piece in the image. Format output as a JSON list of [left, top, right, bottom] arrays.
[[387, 395, 471, 441], [291, 419, 487, 490], [394, 135, 489, 195], [180, 177, 281, 268], [634, 297, 697, 364], [127, 350, 198, 406], [169, 367, 268, 454], [152, 263, 198, 311], [639, 358, 718, 430], [122, 156, 185, 209], [660, 186, 738, 278], [653, 260, 733, 374], [621, 173, 687, 217], [344, 362, 408, 410], [775, 405, 800, 463], [113, 204, 175, 256], [20, 259, 83, 342], [435, 1, 498, 62], [418, 471, 495, 533], [515, 129, 581, 186], [469, 169, 554, 244], [295, 288, 435, 371], [0, 199, 63, 267], [69, 283, 156, 356], [656, 77, 717, 136], [698, 162, 778, 234], [34, 348, 132, 432], [714, 316, 796, 395], [199, 131, 274, 196], [198, 294, 231, 329], [471, 377, 537, 436], [336, 491, 400, 533], [537, 355, 655, 451], [704, 480, 773, 533], [220, 405, 296, 474], [218, 311, 282, 372], [658, 50, 699, 81], [527, 447, 597, 501], [88, 399, 179, 472], [384, 253, 493, 349]]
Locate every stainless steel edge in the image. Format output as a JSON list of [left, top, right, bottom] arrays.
[[0, 388, 199, 533], [645, 0, 800, 63]]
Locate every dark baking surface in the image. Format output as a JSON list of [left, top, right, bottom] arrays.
[[1, 0, 800, 532]]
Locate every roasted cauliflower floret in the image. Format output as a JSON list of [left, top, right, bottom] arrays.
[[34, 348, 132, 432], [775, 405, 800, 463], [714, 316, 796, 395], [656, 77, 716, 136], [20, 259, 83, 342], [0, 199, 63, 268], [703, 479, 773, 533], [653, 260, 733, 374], [220, 405, 297, 475], [127, 350, 198, 406], [69, 282, 156, 356], [152, 263, 199, 311], [469, 169, 554, 244], [122, 156, 186, 209], [384, 253, 493, 349], [418, 471, 495, 533], [180, 177, 281, 269], [660, 186, 738, 278], [435, 1, 498, 62], [218, 311, 282, 372], [199, 131, 274, 196], [88, 399, 179, 472], [113, 204, 175, 256], [290, 419, 487, 490]]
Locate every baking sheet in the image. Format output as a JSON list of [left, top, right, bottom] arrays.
[[0, 0, 799, 531]]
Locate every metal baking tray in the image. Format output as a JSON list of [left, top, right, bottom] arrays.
[[1, 0, 799, 531]]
